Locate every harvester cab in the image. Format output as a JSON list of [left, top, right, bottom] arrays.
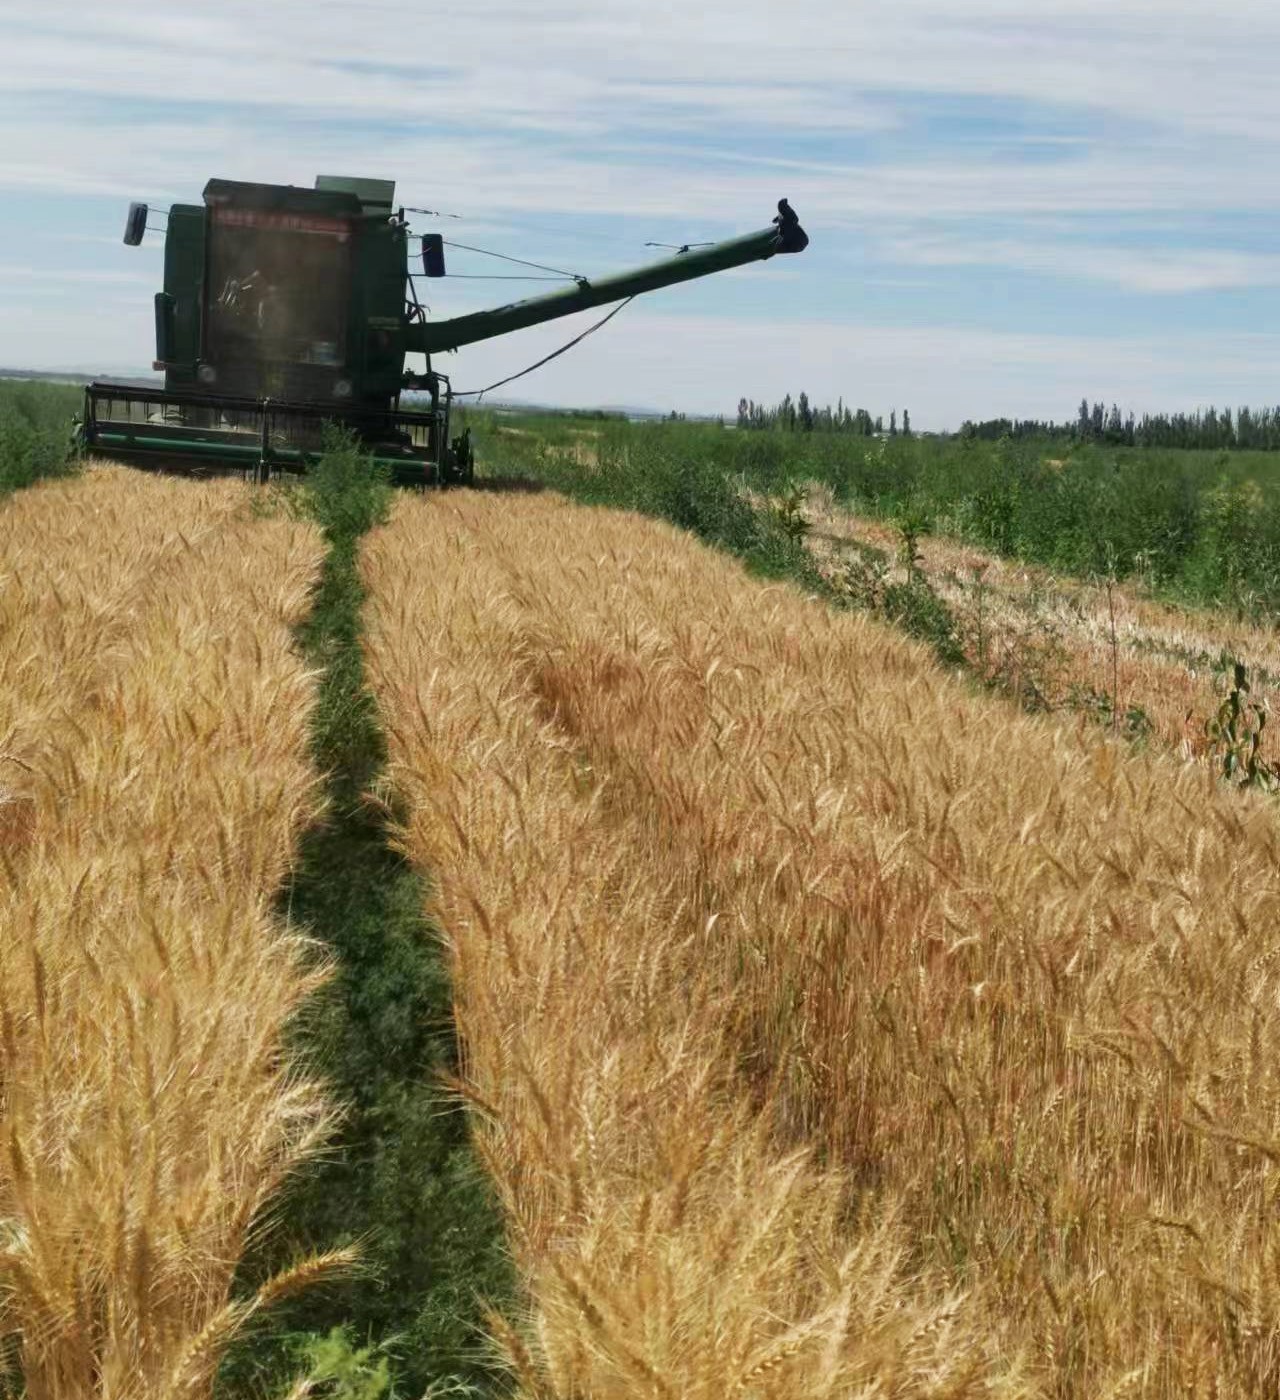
[[80, 176, 808, 484]]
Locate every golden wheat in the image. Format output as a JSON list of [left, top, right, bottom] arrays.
[[365, 486, 1280, 1397], [0, 467, 340, 1400], [363, 491, 1035, 1398], [800, 482, 1280, 762]]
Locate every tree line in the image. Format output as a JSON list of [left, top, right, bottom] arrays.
[[737, 392, 1280, 451], [1069, 400, 1280, 450], [737, 394, 911, 437], [971, 401, 1280, 450]]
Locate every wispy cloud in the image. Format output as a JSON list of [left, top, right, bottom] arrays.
[[3, 0, 1279, 419], [0, 264, 154, 285], [886, 237, 1280, 294], [437, 310, 1280, 427]]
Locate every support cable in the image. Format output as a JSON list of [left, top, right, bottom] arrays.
[[452, 297, 634, 402], [443, 273, 567, 281], [440, 239, 584, 282]]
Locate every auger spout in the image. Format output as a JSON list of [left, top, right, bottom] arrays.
[[408, 200, 808, 356]]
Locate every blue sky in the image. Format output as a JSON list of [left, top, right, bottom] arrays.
[[2, 0, 1278, 428]]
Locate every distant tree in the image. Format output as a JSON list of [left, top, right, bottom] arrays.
[[902, 408, 912, 437], [798, 391, 814, 432], [889, 409, 898, 437]]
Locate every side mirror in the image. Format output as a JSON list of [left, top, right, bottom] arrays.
[[124, 202, 149, 246], [422, 233, 446, 278]]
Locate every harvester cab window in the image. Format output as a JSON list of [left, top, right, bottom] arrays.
[[206, 208, 353, 374]]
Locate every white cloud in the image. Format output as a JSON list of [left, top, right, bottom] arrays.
[[5, 0, 1280, 205], [511, 312, 1277, 428], [0, 265, 154, 285], [887, 237, 1280, 294], [3, 0, 1277, 140], [4, 0, 1280, 414]]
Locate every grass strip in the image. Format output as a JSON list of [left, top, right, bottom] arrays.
[[220, 439, 512, 1399]]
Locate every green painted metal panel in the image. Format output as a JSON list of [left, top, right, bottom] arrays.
[[162, 204, 205, 385], [407, 224, 789, 355], [204, 178, 361, 217], [355, 217, 411, 403], [315, 174, 396, 214]]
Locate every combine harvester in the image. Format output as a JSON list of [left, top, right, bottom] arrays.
[[80, 176, 808, 484]]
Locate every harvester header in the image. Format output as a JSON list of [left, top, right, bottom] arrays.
[[81, 175, 808, 483]]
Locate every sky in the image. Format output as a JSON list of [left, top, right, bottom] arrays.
[[1, 0, 1277, 428]]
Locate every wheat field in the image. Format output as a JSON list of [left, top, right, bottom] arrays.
[[801, 483, 1280, 764], [364, 487, 1280, 1398], [0, 468, 343, 1399]]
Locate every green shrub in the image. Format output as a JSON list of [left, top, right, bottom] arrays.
[[0, 380, 81, 495], [469, 412, 1280, 615], [288, 1328, 393, 1400]]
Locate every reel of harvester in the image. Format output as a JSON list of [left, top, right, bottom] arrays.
[[79, 381, 469, 486], [80, 176, 806, 483]]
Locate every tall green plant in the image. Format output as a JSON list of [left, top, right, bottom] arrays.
[[1205, 662, 1278, 790], [0, 380, 81, 496]]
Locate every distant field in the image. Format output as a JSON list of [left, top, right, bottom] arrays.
[[466, 411, 1280, 616]]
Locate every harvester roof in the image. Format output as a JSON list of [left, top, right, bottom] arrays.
[[200, 176, 397, 217]]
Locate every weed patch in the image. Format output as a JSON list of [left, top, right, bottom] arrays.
[[221, 436, 512, 1398], [0, 380, 81, 495]]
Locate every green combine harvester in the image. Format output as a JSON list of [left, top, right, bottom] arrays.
[[80, 176, 808, 484]]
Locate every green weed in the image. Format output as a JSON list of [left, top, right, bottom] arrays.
[[221, 432, 512, 1399], [0, 380, 81, 495], [1205, 662, 1279, 791]]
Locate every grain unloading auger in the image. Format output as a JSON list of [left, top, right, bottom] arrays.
[[80, 176, 808, 484]]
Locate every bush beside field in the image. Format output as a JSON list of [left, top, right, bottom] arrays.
[[466, 412, 1280, 615], [0, 380, 82, 493]]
